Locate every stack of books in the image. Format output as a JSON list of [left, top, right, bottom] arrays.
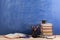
[[41, 23, 53, 36]]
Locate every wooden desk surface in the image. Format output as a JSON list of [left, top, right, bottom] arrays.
[[0, 35, 59, 40]]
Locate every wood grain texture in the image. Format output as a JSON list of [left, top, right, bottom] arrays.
[[0, 35, 59, 40]]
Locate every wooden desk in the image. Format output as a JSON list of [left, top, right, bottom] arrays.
[[0, 35, 59, 40]]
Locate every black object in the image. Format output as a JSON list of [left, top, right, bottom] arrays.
[[32, 26, 38, 38], [42, 20, 46, 24]]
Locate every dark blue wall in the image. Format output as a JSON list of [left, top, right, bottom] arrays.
[[0, 0, 55, 35]]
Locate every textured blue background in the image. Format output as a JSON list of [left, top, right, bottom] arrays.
[[0, 0, 59, 35], [52, 0, 60, 35]]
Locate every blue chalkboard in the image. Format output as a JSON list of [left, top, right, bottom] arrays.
[[0, 0, 54, 35]]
